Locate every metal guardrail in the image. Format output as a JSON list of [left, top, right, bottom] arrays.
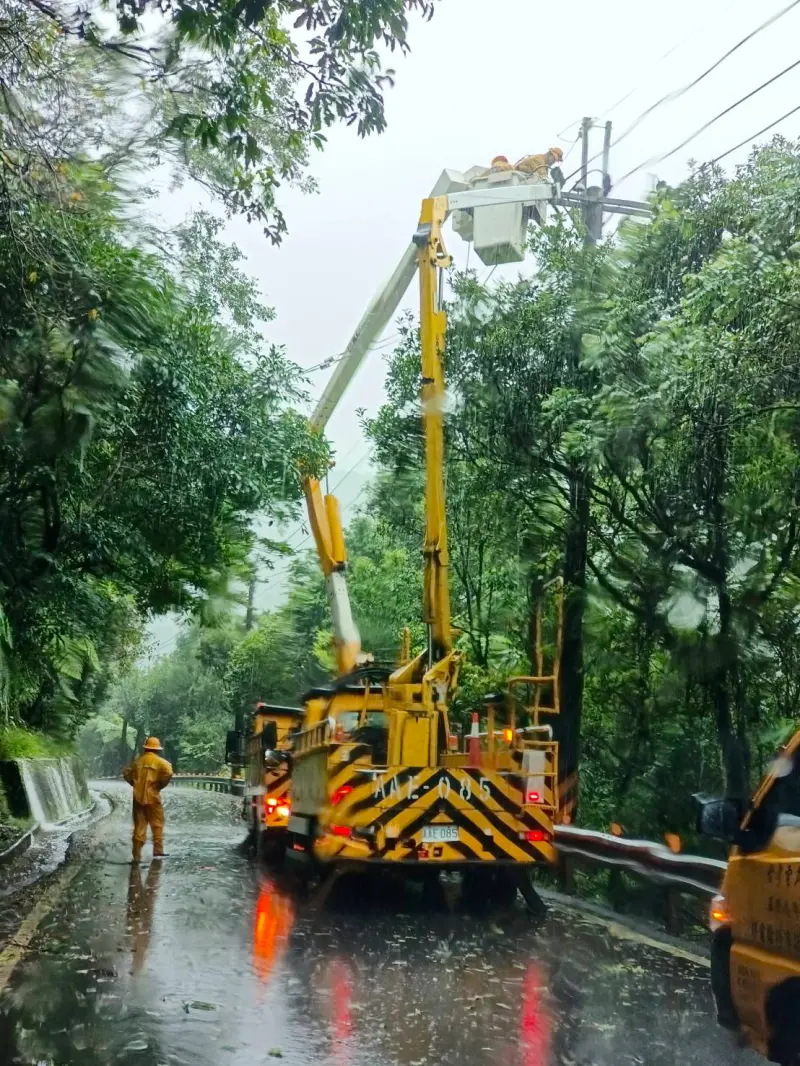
[[552, 824, 727, 937], [96, 774, 244, 795], [171, 775, 244, 796], [554, 825, 726, 895]]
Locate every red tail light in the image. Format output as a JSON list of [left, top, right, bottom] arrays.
[[276, 804, 290, 818], [527, 791, 541, 804], [526, 829, 552, 843], [265, 796, 278, 809], [331, 785, 354, 806], [331, 825, 352, 838]]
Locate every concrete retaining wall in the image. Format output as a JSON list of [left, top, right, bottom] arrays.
[[0, 756, 91, 827]]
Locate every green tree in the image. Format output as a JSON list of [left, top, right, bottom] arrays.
[[582, 146, 800, 798], [0, 160, 322, 734], [5, 0, 437, 238]]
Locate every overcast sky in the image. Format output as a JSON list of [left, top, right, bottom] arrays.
[[146, 0, 800, 655]]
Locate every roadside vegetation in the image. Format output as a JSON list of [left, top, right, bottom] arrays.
[[0, 0, 437, 805], [88, 139, 800, 845], [5, 1, 800, 845]]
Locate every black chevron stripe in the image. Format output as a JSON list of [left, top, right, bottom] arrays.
[[328, 769, 374, 798], [347, 744, 372, 762], [441, 806, 511, 860], [375, 807, 487, 860], [461, 769, 550, 830], [449, 840, 482, 861], [347, 769, 421, 819], [441, 790, 542, 861], [375, 775, 540, 862]]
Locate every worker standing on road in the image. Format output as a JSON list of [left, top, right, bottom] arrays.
[[122, 737, 173, 864]]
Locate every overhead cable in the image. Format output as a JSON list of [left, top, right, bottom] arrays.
[[561, 0, 800, 186], [708, 102, 800, 164], [305, 333, 399, 375], [618, 57, 800, 184], [596, 0, 744, 125]]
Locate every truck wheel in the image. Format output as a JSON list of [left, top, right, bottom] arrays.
[[767, 979, 800, 1065], [258, 830, 286, 865], [491, 870, 519, 907], [461, 868, 492, 912], [710, 928, 738, 1030]]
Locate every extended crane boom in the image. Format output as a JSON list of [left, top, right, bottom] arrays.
[[287, 160, 563, 884], [415, 194, 452, 659], [304, 166, 554, 676], [304, 170, 472, 675]]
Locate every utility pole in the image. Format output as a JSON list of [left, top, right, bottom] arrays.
[[558, 117, 650, 246], [551, 119, 651, 823], [229, 570, 258, 780], [245, 572, 257, 632]]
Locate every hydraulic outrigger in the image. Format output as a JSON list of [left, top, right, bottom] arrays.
[[288, 161, 564, 900]]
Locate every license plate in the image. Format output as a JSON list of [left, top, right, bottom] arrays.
[[422, 825, 459, 843]]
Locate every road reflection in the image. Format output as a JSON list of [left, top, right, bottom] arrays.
[[326, 958, 354, 1066], [252, 881, 295, 985], [125, 860, 163, 975], [521, 962, 551, 1066]]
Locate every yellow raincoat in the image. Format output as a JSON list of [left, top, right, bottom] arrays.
[[515, 153, 550, 178], [123, 749, 173, 860]]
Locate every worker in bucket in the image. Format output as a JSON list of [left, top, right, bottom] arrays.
[[515, 147, 564, 179], [122, 736, 173, 863]]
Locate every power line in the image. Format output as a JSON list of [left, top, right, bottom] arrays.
[[304, 333, 400, 375], [330, 444, 376, 495], [619, 57, 800, 184], [553, 6, 729, 165], [591, 0, 741, 126], [562, 0, 800, 186], [708, 102, 800, 164], [280, 440, 375, 550]]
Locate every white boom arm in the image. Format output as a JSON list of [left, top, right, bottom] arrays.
[[310, 170, 472, 433]]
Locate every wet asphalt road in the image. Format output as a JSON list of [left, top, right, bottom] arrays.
[[0, 783, 761, 1066]]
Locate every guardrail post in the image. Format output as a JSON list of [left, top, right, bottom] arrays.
[[664, 886, 683, 936], [608, 867, 626, 911], [558, 854, 576, 895]]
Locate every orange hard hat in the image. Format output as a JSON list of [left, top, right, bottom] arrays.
[[548, 146, 564, 162], [143, 736, 162, 751], [491, 155, 510, 166]]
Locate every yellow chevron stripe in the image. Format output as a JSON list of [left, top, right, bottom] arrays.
[[312, 764, 557, 866], [442, 786, 532, 863], [366, 771, 537, 863]]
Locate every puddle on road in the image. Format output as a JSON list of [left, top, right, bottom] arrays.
[[0, 794, 110, 901], [0, 785, 756, 1066]]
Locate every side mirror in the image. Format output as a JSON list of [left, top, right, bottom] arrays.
[[225, 729, 243, 766], [694, 793, 742, 843]]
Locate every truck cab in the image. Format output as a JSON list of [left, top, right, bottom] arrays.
[[699, 732, 800, 1064]]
